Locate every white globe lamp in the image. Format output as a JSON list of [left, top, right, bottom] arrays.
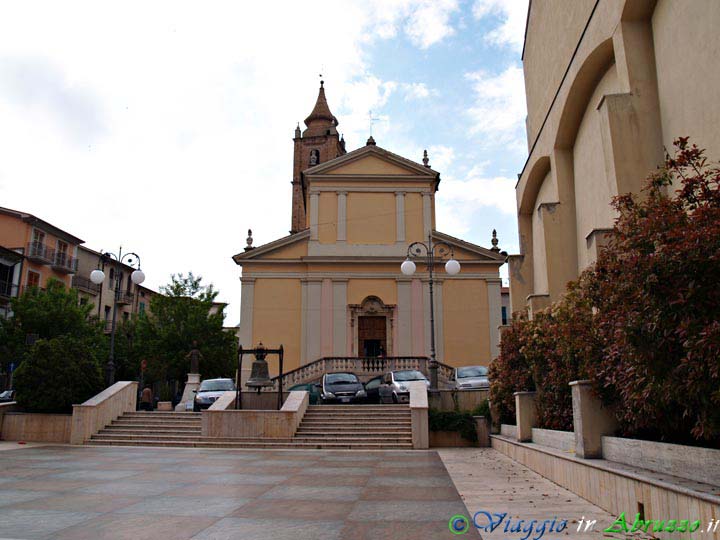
[[445, 259, 461, 275], [90, 269, 105, 285], [400, 259, 416, 276], [131, 269, 146, 285]]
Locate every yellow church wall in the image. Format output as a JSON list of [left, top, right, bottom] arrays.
[[346, 192, 396, 244], [242, 263, 307, 274], [251, 278, 302, 375], [318, 192, 337, 244], [442, 279, 491, 366], [405, 192, 425, 242], [262, 241, 308, 259], [310, 179, 432, 190], [325, 155, 414, 176], [347, 279, 397, 306]]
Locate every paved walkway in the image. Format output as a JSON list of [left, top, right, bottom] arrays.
[[0, 445, 479, 540], [439, 448, 651, 540]]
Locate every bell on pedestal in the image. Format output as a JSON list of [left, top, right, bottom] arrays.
[[246, 342, 272, 391]]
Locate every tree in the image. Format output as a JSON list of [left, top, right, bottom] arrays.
[[0, 279, 104, 375], [13, 335, 104, 413], [131, 273, 237, 384]]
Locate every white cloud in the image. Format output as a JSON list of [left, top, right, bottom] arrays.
[[401, 82, 433, 100], [473, 0, 529, 51], [465, 65, 527, 146], [0, 0, 462, 326], [405, 0, 460, 49]]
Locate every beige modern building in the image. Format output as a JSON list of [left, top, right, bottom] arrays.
[[510, 0, 720, 316], [233, 84, 506, 379]]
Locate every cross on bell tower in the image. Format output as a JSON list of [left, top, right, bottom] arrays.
[[290, 79, 346, 234]]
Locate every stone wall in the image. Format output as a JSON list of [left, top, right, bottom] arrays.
[[1, 412, 72, 443]]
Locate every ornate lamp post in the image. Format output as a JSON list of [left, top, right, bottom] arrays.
[[400, 233, 460, 390], [89, 247, 146, 386]]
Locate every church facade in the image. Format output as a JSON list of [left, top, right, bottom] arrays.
[[233, 83, 505, 379]]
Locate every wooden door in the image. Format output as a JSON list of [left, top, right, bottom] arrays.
[[358, 316, 386, 357]]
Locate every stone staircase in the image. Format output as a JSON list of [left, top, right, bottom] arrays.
[[87, 405, 413, 449]]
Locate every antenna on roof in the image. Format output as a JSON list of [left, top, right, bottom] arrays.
[[368, 110, 380, 137]]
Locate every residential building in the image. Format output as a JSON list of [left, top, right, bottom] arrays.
[[233, 83, 506, 381], [509, 0, 720, 317], [73, 246, 157, 330], [0, 207, 83, 315]]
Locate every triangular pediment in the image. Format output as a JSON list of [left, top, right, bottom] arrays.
[[306, 144, 438, 177], [232, 230, 309, 263], [432, 231, 506, 263]]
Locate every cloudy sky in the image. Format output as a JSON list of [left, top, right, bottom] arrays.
[[0, 0, 529, 326]]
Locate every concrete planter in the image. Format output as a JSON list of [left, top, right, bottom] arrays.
[[429, 430, 477, 447], [602, 436, 720, 485]]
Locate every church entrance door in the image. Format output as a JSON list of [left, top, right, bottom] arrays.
[[358, 316, 387, 357]]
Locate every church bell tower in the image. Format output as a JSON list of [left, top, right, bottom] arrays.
[[290, 81, 346, 234]]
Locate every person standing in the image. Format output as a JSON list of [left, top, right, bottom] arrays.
[[140, 386, 153, 411]]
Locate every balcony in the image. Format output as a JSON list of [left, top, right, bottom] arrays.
[[72, 275, 100, 294], [26, 242, 53, 265], [0, 280, 18, 300], [115, 291, 134, 305], [51, 251, 78, 274]]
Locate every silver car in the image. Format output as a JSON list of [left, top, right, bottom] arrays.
[[378, 370, 430, 403], [453, 366, 490, 390], [193, 378, 235, 411]]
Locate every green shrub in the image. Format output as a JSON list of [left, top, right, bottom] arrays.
[[470, 399, 490, 418], [429, 409, 478, 442], [13, 335, 104, 413]]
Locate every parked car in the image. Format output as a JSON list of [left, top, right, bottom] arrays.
[[320, 372, 366, 404], [0, 390, 16, 403], [452, 365, 490, 390], [378, 370, 429, 403], [193, 378, 236, 411], [363, 375, 383, 404], [288, 382, 321, 405]]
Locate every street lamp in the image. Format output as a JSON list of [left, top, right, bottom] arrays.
[[89, 247, 145, 386], [401, 233, 460, 390]]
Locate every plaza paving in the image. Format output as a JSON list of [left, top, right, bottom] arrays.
[[0, 444, 479, 540]]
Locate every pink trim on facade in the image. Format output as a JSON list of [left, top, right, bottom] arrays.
[[411, 278, 425, 356], [320, 279, 333, 357], [392, 306, 399, 356]]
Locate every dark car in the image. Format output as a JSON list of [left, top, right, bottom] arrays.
[[0, 390, 15, 403], [288, 383, 321, 405], [320, 372, 366, 404], [363, 375, 383, 404]]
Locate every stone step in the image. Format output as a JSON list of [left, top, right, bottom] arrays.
[[302, 417, 412, 426], [99, 428, 202, 435], [294, 436, 412, 442], [87, 439, 413, 449], [110, 422, 202, 429], [122, 411, 202, 420], [308, 405, 409, 410], [303, 413, 412, 420], [296, 428, 411, 434]]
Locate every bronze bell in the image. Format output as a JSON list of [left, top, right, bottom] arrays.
[[246, 342, 272, 390]]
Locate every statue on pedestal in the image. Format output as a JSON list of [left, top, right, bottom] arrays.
[[185, 341, 203, 374]]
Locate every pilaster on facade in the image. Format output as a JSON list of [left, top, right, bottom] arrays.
[[238, 277, 255, 384], [336, 191, 347, 242], [332, 279, 348, 356], [487, 279, 502, 359], [309, 192, 320, 241], [302, 277, 322, 365], [395, 191, 406, 243], [422, 192, 432, 238]]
